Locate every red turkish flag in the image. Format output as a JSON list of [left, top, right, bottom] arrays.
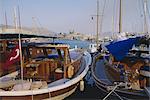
[[4, 44, 20, 70]]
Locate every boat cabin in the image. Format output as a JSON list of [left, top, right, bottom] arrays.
[[0, 39, 82, 83], [23, 43, 73, 82]]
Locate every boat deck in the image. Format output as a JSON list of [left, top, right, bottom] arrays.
[[95, 59, 111, 85], [93, 55, 149, 99]]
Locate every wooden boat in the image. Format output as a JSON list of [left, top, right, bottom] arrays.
[[92, 36, 149, 99], [91, 0, 150, 98], [0, 33, 92, 100]]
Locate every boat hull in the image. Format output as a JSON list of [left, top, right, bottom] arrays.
[[94, 77, 149, 99], [0, 51, 91, 100], [91, 54, 149, 99], [0, 84, 77, 100]]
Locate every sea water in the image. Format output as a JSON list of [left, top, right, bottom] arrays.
[[54, 39, 92, 49]]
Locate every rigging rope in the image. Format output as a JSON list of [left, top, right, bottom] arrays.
[[102, 82, 125, 100]]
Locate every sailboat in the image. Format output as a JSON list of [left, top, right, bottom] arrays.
[[91, 0, 149, 99]]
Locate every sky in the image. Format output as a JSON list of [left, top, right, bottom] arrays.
[[0, 0, 150, 37]]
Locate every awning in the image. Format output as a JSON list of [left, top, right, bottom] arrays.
[[0, 33, 60, 39], [106, 37, 140, 61]]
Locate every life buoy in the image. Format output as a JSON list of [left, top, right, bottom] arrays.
[[67, 65, 74, 78], [79, 80, 84, 91]]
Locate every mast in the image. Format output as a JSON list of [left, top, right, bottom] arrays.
[[4, 11, 8, 29], [112, 0, 116, 33], [17, 6, 24, 83], [143, 0, 148, 33], [96, 0, 99, 49], [119, 0, 122, 33], [13, 7, 18, 30]]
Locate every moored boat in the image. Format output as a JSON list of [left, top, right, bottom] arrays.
[[92, 36, 149, 99], [0, 33, 92, 100]]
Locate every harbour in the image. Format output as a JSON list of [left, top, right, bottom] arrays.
[[0, 0, 150, 100], [0, 33, 149, 100]]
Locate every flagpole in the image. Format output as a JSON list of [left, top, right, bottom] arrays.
[[17, 6, 24, 83]]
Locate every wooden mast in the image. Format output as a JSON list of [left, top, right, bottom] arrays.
[[112, 0, 116, 33], [17, 6, 24, 83], [143, 0, 148, 33], [119, 0, 122, 33], [96, 0, 99, 50]]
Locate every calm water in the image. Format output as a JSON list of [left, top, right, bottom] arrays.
[[54, 39, 92, 49], [65, 65, 119, 100]]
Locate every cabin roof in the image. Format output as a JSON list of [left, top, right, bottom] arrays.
[[0, 33, 59, 39]]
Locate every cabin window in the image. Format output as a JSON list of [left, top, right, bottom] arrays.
[[7, 40, 18, 45], [36, 49, 44, 54], [47, 49, 63, 60], [51, 49, 57, 54]]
